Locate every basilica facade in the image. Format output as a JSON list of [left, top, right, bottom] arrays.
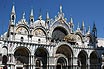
[[0, 5, 104, 69]]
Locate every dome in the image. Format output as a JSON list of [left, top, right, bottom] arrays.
[[34, 20, 46, 28]]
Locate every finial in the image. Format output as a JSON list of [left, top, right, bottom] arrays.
[[12, 4, 15, 14], [77, 22, 80, 30], [92, 22, 97, 32], [82, 21, 84, 27], [46, 11, 49, 19], [70, 17, 73, 23], [60, 5, 62, 13], [30, 9, 34, 16], [23, 12, 25, 19], [78, 22, 80, 28], [38, 9, 42, 20], [88, 26, 90, 32]]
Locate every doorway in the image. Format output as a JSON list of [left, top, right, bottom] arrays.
[[56, 64, 62, 69], [17, 67, 22, 69]]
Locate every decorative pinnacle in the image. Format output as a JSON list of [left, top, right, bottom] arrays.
[[78, 22, 80, 28], [88, 26, 90, 32], [30, 9, 34, 16], [46, 11, 49, 19], [38, 9, 42, 20], [70, 17, 73, 23], [82, 21, 84, 27], [77, 22, 80, 31], [60, 5, 62, 13], [12, 5, 15, 14], [23, 12, 25, 19]]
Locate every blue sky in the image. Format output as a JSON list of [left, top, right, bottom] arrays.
[[0, 0, 104, 38]]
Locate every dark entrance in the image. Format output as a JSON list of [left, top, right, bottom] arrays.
[[56, 64, 61, 69], [17, 67, 22, 69], [56, 57, 67, 69]]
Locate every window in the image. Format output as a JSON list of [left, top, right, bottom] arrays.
[[21, 37, 24, 42]]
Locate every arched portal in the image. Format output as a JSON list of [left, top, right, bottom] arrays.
[[90, 51, 99, 69], [52, 27, 68, 41], [2, 55, 8, 65], [78, 50, 88, 69], [14, 47, 30, 69], [35, 47, 49, 69], [56, 45, 73, 69], [56, 57, 67, 69]]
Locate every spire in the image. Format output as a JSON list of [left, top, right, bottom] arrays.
[[78, 22, 80, 28], [69, 17, 74, 28], [46, 11, 49, 19], [77, 22, 80, 31], [70, 17, 73, 23], [80, 21, 85, 35], [81, 21, 85, 30], [30, 9, 34, 27], [10, 4, 16, 25], [92, 23, 97, 37], [12, 5, 15, 14], [92, 23, 97, 32], [38, 9, 42, 20], [82, 21, 84, 28], [60, 5, 62, 13], [30, 9, 34, 16], [23, 12, 25, 19], [88, 26, 90, 32]]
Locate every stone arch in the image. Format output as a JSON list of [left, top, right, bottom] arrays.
[[34, 47, 49, 69], [2, 46, 8, 55], [51, 20, 70, 33], [16, 24, 29, 35], [90, 51, 99, 69], [78, 50, 88, 69], [55, 54, 68, 69], [75, 32, 83, 42], [86, 34, 94, 43], [51, 26, 68, 41], [55, 43, 73, 69], [33, 26, 47, 37], [14, 46, 30, 65]]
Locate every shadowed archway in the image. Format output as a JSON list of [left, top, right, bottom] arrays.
[[14, 47, 30, 69], [90, 51, 99, 69], [78, 50, 88, 69], [35, 47, 49, 69], [56, 45, 73, 69]]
